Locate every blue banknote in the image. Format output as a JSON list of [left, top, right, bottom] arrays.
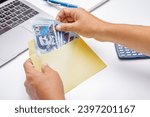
[[33, 20, 79, 55]]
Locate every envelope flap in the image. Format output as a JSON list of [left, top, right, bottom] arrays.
[[28, 38, 106, 92]]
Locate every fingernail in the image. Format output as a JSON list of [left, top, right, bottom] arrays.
[[56, 25, 61, 31]]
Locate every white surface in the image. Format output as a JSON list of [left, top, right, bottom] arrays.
[[49, 0, 109, 12], [0, 0, 150, 100]]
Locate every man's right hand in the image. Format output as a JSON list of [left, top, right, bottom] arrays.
[[56, 8, 111, 41]]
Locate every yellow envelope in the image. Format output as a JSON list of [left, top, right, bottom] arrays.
[[29, 38, 106, 93]]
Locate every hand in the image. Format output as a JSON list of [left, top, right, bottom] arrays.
[[57, 8, 150, 56], [23, 59, 65, 100], [56, 8, 111, 41]]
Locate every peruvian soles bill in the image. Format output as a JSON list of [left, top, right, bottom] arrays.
[[33, 19, 79, 55]]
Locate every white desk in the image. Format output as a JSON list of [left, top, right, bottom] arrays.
[[0, 0, 150, 100]]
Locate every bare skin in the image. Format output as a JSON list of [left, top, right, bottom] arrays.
[[24, 59, 65, 100], [24, 8, 150, 100], [56, 8, 150, 56]]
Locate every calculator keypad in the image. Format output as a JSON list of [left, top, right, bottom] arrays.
[[115, 44, 150, 59]]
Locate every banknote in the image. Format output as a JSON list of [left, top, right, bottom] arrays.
[[33, 19, 79, 55], [33, 21, 57, 55]]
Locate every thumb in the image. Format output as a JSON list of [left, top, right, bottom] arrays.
[[41, 64, 54, 74], [56, 23, 76, 32]]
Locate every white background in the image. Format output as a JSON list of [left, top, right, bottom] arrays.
[[0, 0, 150, 100]]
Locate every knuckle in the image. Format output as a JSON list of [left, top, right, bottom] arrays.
[[26, 74, 30, 78], [61, 25, 68, 31], [23, 59, 31, 73], [24, 80, 28, 87], [43, 65, 50, 71], [26, 73, 33, 79], [23, 61, 27, 69], [60, 8, 66, 15]]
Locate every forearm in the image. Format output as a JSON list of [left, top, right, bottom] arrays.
[[56, 8, 150, 56], [96, 23, 150, 56]]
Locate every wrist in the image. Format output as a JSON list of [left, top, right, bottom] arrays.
[[94, 20, 117, 42]]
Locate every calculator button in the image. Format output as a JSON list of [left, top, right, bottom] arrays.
[[119, 49, 124, 52], [132, 51, 136, 53], [127, 54, 132, 56], [126, 51, 131, 54], [120, 52, 125, 54], [138, 53, 143, 55], [119, 47, 123, 49], [120, 54, 125, 57]]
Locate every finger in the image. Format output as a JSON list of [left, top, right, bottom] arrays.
[[23, 59, 34, 73], [59, 18, 68, 23], [41, 64, 54, 74], [24, 59, 39, 77], [56, 14, 64, 22], [56, 8, 76, 21], [24, 80, 28, 87], [66, 17, 74, 22], [56, 8, 70, 20], [24, 80, 37, 99], [24, 80, 30, 94], [56, 23, 76, 32], [56, 9, 66, 21], [59, 16, 75, 23]]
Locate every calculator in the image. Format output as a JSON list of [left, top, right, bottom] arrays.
[[115, 44, 150, 59]]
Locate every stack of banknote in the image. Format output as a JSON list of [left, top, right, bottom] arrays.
[[33, 19, 79, 55]]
